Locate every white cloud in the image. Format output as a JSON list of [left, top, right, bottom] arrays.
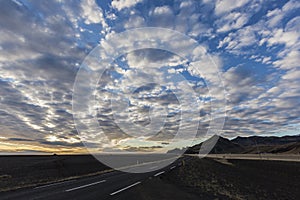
[[262, 56, 272, 64], [282, 69, 300, 80], [213, 0, 263, 33], [217, 26, 257, 51], [285, 16, 300, 32], [124, 15, 145, 29], [152, 5, 173, 15], [111, 0, 143, 11], [267, 28, 299, 47], [267, 0, 300, 28], [273, 50, 300, 70], [216, 12, 250, 33], [1, 0, 300, 152], [80, 0, 107, 26], [149, 5, 174, 29], [214, 0, 250, 16]]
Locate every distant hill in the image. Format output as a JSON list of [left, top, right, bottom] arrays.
[[169, 134, 300, 155], [184, 135, 245, 154], [232, 135, 300, 146], [167, 147, 187, 154], [242, 141, 300, 154]]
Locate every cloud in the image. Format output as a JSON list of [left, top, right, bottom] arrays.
[[267, 28, 298, 48], [216, 12, 250, 33], [124, 15, 145, 29], [148, 5, 175, 29], [218, 25, 257, 52], [8, 138, 34, 142], [0, 1, 92, 152], [111, 0, 143, 11], [266, 0, 300, 28], [214, 0, 250, 16], [0, 0, 300, 154], [223, 65, 267, 104], [273, 50, 300, 70], [285, 16, 300, 32], [122, 145, 163, 152], [80, 0, 107, 26]]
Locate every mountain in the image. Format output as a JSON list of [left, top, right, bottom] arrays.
[[232, 135, 300, 146], [184, 135, 245, 154], [241, 141, 300, 154], [167, 147, 187, 154], [172, 134, 300, 155]]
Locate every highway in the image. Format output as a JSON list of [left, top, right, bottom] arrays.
[[197, 154, 300, 162], [1, 153, 298, 199], [0, 157, 184, 200]]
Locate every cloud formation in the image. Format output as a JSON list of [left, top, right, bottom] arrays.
[[0, 0, 299, 154]]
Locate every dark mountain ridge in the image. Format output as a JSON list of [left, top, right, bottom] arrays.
[[232, 135, 300, 146], [185, 135, 245, 154], [169, 134, 300, 154]]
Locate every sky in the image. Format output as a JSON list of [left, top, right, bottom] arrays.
[[0, 0, 299, 154]]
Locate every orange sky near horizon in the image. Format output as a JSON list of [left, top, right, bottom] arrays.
[[0, 138, 87, 155]]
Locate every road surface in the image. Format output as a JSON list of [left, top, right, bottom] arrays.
[[1, 154, 298, 199], [197, 154, 300, 162], [0, 157, 185, 200]]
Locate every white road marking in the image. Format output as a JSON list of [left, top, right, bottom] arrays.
[[154, 171, 165, 177], [110, 181, 141, 196], [149, 166, 158, 169], [170, 166, 176, 170], [65, 180, 106, 192], [34, 180, 75, 189]]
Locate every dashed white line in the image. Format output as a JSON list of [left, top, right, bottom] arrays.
[[170, 166, 176, 170], [110, 181, 141, 196], [34, 180, 75, 189], [65, 180, 106, 192], [154, 171, 165, 177], [149, 166, 158, 169]]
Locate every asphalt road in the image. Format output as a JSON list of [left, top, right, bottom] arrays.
[[0, 157, 185, 200], [2, 153, 297, 199], [197, 154, 300, 162]]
